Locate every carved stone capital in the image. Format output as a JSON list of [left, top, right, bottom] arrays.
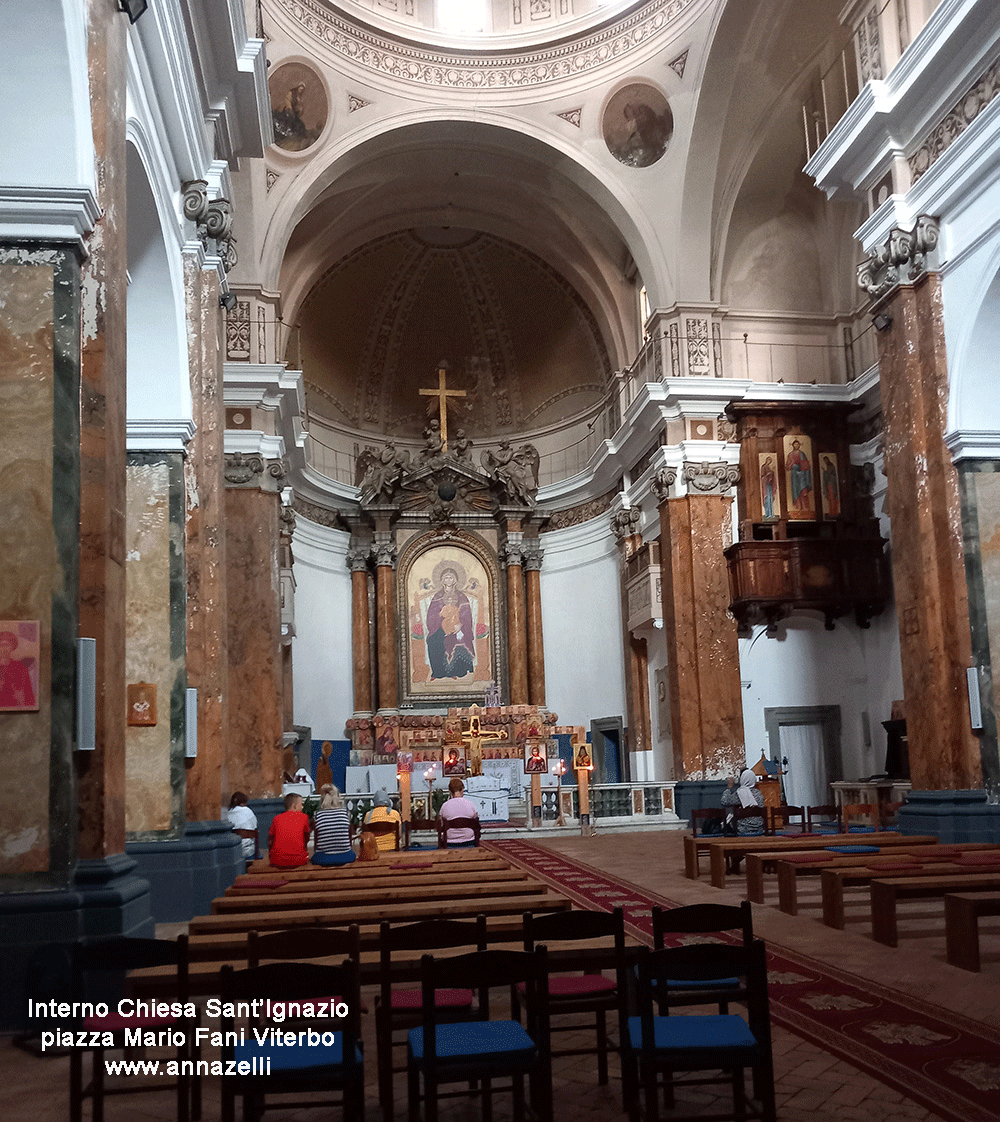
[[194, 197, 238, 273], [681, 461, 740, 495], [716, 414, 737, 443], [610, 507, 641, 543], [858, 215, 939, 299], [501, 542, 526, 568], [346, 547, 371, 572], [651, 467, 677, 504], [279, 504, 296, 535], [181, 179, 209, 224], [268, 458, 288, 483], [523, 547, 544, 572], [224, 451, 264, 485], [372, 542, 397, 568]]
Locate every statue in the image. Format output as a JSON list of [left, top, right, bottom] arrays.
[[481, 439, 540, 505], [359, 439, 409, 501], [421, 418, 444, 462], [453, 429, 473, 462]]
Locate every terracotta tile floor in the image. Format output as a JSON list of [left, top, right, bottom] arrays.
[[2, 828, 997, 1120]]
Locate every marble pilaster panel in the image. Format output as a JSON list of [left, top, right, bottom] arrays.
[[0, 252, 79, 885], [125, 454, 186, 838], [184, 256, 229, 820], [877, 277, 980, 790], [76, 9, 128, 860], [225, 487, 283, 798], [505, 555, 528, 705], [958, 463, 1000, 799], [375, 559, 398, 711], [658, 495, 745, 779], [349, 554, 373, 714], [614, 529, 651, 761]]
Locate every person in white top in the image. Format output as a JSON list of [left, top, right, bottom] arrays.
[[227, 792, 257, 858], [437, 777, 479, 847]]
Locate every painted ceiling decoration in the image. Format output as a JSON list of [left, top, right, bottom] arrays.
[[299, 228, 613, 440], [275, 0, 699, 89]]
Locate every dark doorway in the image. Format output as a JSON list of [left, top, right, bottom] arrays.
[[590, 716, 627, 784]]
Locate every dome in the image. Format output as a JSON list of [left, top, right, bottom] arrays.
[[299, 227, 613, 440]]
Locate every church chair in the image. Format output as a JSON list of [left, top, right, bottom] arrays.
[[407, 946, 552, 1122], [247, 924, 361, 969], [68, 933, 200, 1122], [880, 800, 904, 830], [769, 804, 806, 834], [437, 815, 481, 848], [620, 939, 775, 1122], [376, 914, 488, 1122], [649, 902, 753, 1015], [842, 802, 879, 832], [689, 808, 725, 837], [361, 818, 401, 850], [806, 804, 842, 833], [219, 958, 364, 1122], [405, 818, 439, 849], [515, 906, 625, 1087]]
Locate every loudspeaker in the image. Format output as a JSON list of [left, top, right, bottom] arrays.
[[76, 638, 96, 750], [185, 688, 198, 757]]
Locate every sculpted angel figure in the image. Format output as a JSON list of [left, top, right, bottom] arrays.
[[481, 439, 539, 505]]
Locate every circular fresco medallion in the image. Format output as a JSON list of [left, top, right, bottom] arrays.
[[603, 82, 673, 168], [268, 62, 328, 153]]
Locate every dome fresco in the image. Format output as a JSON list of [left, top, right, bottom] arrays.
[[299, 228, 613, 440]]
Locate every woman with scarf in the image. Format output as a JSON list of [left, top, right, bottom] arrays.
[[720, 769, 765, 836]]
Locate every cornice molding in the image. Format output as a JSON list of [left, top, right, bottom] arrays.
[[273, 0, 696, 92], [0, 187, 102, 255], [945, 429, 1000, 462], [126, 418, 196, 452]]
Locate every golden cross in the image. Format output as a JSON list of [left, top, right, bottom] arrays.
[[419, 362, 466, 453]]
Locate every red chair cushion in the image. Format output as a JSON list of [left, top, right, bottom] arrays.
[[517, 974, 616, 997], [951, 854, 1000, 866], [390, 987, 474, 1010]]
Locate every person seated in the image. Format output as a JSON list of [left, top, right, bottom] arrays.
[[227, 791, 258, 859], [311, 784, 356, 866], [364, 788, 401, 852], [267, 793, 311, 867], [720, 769, 765, 836], [437, 777, 480, 848]]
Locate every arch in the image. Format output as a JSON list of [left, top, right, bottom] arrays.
[[3, 0, 93, 189], [124, 139, 190, 424], [946, 232, 1000, 441], [260, 113, 670, 363]]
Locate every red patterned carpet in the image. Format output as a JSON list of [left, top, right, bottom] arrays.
[[485, 838, 1000, 1122]]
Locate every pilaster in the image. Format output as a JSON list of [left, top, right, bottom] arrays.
[[347, 547, 374, 716], [524, 546, 546, 706], [611, 508, 649, 764]]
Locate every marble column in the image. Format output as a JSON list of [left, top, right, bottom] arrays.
[[224, 454, 284, 798], [348, 548, 374, 715], [524, 546, 546, 706], [875, 274, 980, 790], [612, 509, 650, 762], [654, 466, 746, 780], [374, 542, 398, 712], [504, 542, 529, 705], [124, 453, 187, 838], [184, 252, 229, 821], [76, 7, 129, 861]]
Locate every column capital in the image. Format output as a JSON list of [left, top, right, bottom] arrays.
[[681, 461, 740, 496], [346, 547, 371, 572], [523, 547, 544, 572], [372, 541, 397, 568], [651, 467, 677, 504], [610, 507, 641, 543], [501, 542, 526, 568], [857, 215, 939, 300]]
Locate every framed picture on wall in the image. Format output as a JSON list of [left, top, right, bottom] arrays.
[[0, 620, 40, 712]]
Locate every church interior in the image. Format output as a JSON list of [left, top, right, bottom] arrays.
[[3, 0, 1000, 1117]]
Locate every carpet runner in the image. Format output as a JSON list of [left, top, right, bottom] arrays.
[[484, 837, 1000, 1122]]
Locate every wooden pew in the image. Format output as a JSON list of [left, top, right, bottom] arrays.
[[244, 849, 505, 877], [705, 832, 935, 889], [225, 865, 527, 897], [761, 844, 998, 913], [871, 872, 1000, 947], [944, 891, 1000, 971]]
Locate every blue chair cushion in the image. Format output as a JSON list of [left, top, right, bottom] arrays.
[[626, 1014, 756, 1053], [408, 1020, 535, 1063], [847, 825, 877, 833], [824, 845, 879, 854], [635, 964, 739, 990], [233, 1038, 363, 1072]]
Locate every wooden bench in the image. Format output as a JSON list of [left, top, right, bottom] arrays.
[[705, 832, 925, 889], [870, 872, 1000, 946], [225, 865, 526, 897], [761, 843, 996, 913], [944, 891, 1000, 971]]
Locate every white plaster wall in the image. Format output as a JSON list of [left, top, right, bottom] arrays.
[[290, 517, 355, 739], [738, 611, 904, 787], [538, 516, 627, 738], [642, 629, 672, 781]]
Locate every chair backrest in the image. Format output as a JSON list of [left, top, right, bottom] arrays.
[[378, 914, 488, 1009], [248, 924, 360, 969], [806, 804, 842, 832], [689, 808, 725, 837], [219, 958, 362, 1064], [770, 805, 805, 832], [842, 802, 879, 830], [879, 800, 904, 829], [733, 806, 766, 833], [522, 906, 625, 952], [632, 939, 771, 1049], [361, 819, 401, 849], [437, 816, 482, 848], [651, 901, 753, 951], [73, 935, 189, 1011]]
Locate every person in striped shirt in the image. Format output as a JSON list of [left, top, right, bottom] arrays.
[[311, 784, 356, 866]]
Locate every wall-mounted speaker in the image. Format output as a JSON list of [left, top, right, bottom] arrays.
[[967, 667, 983, 732], [76, 638, 96, 750], [185, 688, 198, 757]]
